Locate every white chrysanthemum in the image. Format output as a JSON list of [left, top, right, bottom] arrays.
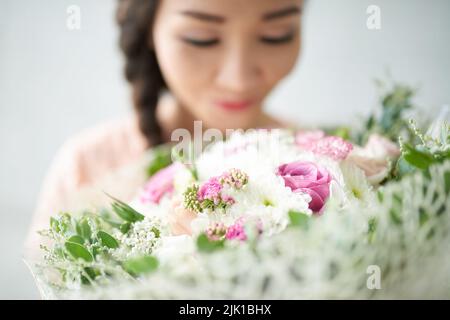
[[227, 172, 312, 235], [339, 160, 375, 206], [196, 129, 299, 180]]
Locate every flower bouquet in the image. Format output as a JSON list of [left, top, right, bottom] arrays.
[[28, 82, 450, 299]]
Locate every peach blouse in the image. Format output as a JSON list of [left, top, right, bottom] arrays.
[[26, 115, 148, 253]]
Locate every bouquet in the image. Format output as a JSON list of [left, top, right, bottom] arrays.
[[28, 82, 450, 299]]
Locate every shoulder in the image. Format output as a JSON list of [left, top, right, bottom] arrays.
[[27, 116, 149, 253], [52, 115, 148, 187]]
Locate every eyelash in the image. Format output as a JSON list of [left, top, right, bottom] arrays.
[[182, 33, 295, 48], [261, 32, 295, 44]]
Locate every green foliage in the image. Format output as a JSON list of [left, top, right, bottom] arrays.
[[76, 218, 92, 241], [40, 194, 161, 288], [146, 146, 173, 177], [107, 194, 145, 223], [288, 211, 310, 229], [123, 256, 159, 276], [400, 142, 434, 170], [196, 233, 225, 253], [97, 231, 119, 249], [356, 82, 417, 146], [64, 241, 93, 262], [393, 121, 450, 179]]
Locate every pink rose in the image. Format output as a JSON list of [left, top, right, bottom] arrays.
[[295, 130, 353, 161], [347, 134, 400, 185], [140, 163, 182, 204], [277, 161, 332, 213]]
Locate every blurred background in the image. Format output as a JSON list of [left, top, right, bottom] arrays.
[[0, 0, 449, 299]]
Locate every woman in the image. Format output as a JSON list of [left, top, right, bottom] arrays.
[[26, 0, 304, 250]]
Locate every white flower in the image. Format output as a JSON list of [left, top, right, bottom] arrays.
[[173, 165, 195, 194], [339, 160, 374, 205], [112, 216, 163, 260]]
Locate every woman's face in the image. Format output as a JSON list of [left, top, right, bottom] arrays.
[[153, 0, 303, 131]]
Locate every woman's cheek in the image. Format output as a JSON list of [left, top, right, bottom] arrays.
[[165, 44, 216, 90], [261, 40, 301, 85]]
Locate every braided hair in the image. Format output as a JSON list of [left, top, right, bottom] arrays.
[[116, 0, 166, 147]]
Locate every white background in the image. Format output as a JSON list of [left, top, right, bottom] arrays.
[[0, 0, 449, 298]]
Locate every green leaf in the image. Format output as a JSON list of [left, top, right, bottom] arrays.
[[367, 217, 377, 244], [389, 209, 402, 225], [106, 194, 145, 223], [146, 147, 172, 177], [84, 267, 99, 281], [444, 171, 450, 195], [120, 222, 131, 234], [65, 241, 93, 262], [51, 213, 72, 235], [402, 143, 434, 170], [196, 234, 225, 253], [76, 218, 92, 241], [288, 211, 310, 228], [419, 208, 429, 226], [99, 208, 122, 228], [332, 127, 351, 140], [151, 227, 161, 238], [50, 217, 60, 233], [376, 189, 384, 202], [67, 235, 85, 245], [123, 256, 159, 275], [97, 231, 119, 249]]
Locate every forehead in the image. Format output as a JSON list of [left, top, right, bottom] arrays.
[[158, 0, 303, 20]]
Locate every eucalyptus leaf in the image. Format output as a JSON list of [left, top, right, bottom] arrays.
[[402, 143, 434, 170], [65, 241, 93, 262], [67, 235, 85, 245], [76, 218, 92, 241], [120, 222, 131, 234], [123, 256, 159, 275], [97, 231, 119, 249]]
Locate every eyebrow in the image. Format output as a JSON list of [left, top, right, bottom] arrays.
[[263, 5, 301, 21], [179, 5, 301, 24]]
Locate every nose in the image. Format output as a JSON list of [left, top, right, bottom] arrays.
[[215, 42, 262, 95]]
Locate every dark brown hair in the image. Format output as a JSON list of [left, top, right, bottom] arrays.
[[116, 0, 166, 147]]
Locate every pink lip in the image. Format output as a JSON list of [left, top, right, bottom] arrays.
[[215, 99, 254, 111]]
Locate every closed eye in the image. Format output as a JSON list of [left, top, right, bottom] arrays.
[[182, 38, 219, 47], [260, 32, 295, 45]]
